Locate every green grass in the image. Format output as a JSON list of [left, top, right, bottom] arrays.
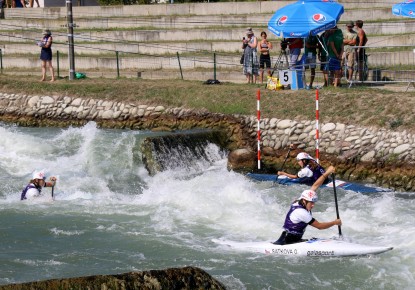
[[1, 73, 415, 132]]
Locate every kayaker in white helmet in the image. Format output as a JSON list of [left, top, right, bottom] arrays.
[[277, 151, 328, 186], [20, 171, 57, 200], [274, 165, 342, 245]]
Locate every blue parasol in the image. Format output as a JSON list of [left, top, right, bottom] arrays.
[[268, 0, 344, 38], [392, 0, 415, 18]]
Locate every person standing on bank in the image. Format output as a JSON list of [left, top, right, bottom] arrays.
[[242, 28, 259, 84], [304, 35, 318, 89], [355, 20, 368, 82], [273, 166, 342, 245], [287, 38, 303, 69], [257, 31, 273, 84], [342, 21, 357, 82], [20, 171, 57, 200], [327, 26, 343, 87], [29, 0, 40, 7], [38, 29, 55, 82], [318, 30, 330, 87]]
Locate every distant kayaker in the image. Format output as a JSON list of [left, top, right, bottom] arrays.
[[273, 166, 342, 245], [277, 152, 327, 186], [20, 171, 57, 200]]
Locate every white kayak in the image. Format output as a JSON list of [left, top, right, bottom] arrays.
[[212, 238, 393, 257]]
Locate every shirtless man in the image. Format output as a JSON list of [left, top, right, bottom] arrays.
[[355, 20, 368, 82]]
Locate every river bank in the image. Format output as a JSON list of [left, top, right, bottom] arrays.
[[1, 90, 414, 191]]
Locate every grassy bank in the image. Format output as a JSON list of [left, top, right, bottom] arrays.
[[1, 73, 414, 132]]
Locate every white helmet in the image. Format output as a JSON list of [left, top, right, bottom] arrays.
[[300, 190, 318, 202], [32, 171, 46, 180], [296, 152, 314, 161]]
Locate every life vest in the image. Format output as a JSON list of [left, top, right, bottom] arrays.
[[310, 163, 326, 182], [20, 183, 41, 200], [283, 202, 311, 236]]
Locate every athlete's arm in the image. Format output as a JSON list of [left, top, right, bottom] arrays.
[[310, 218, 342, 230], [310, 166, 334, 191]]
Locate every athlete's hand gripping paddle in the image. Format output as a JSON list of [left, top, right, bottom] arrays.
[[276, 144, 296, 181]]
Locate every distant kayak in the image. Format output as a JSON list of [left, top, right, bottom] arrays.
[[247, 173, 391, 194], [213, 238, 393, 257]]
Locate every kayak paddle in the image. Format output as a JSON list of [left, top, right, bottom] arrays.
[[331, 173, 342, 237]]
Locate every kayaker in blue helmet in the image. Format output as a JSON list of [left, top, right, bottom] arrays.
[[20, 171, 57, 200], [277, 152, 328, 186], [274, 165, 342, 245]]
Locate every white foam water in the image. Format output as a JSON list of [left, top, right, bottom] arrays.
[[0, 122, 413, 289]]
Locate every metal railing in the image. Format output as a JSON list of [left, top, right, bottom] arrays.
[[1, 44, 414, 89]]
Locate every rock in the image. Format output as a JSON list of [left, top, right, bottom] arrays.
[[277, 119, 291, 129], [227, 148, 256, 172], [102, 110, 114, 119], [27, 96, 39, 107], [361, 150, 376, 162], [40, 96, 55, 105], [0, 267, 225, 290], [394, 144, 410, 155], [71, 98, 83, 107], [322, 123, 336, 132]]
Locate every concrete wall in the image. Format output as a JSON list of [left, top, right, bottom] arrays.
[[44, 0, 99, 7]]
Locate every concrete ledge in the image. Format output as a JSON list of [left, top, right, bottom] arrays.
[[0, 1, 399, 20]]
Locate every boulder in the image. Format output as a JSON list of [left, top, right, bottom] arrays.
[[227, 148, 256, 172], [0, 267, 225, 290]]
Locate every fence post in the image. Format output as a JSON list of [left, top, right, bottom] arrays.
[[213, 52, 217, 81], [177, 52, 183, 80], [56, 50, 60, 78], [116, 51, 120, 78], [0, 49, 3, 73]]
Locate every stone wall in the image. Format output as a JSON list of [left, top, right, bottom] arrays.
[[242, 116, 415, 164], [1, 92, 415, 191]]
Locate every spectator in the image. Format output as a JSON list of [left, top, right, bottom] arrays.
[[304, 35, 318, 89], [287, 38, 303, 69], [242, 28, 259, 84], [318, 31, 330, 87], [257, 31, 273, 84], [10, 0, 26, 7], [355, 20, 368, 81], [342, 21, 357, 82], [29, 0, 40, 7], [327, 26, 343, 87], [38, 29, 55, 82]]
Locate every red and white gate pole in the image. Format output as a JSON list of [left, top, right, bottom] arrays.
[[315, 89, 320, 163], [257, 89, 261, 169]]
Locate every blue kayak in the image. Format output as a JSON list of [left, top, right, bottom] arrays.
[[247, 173, 391, 194]]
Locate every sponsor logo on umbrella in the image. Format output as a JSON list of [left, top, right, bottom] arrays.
[[312, 14, 326, 23], [277, 16, 288, 26]]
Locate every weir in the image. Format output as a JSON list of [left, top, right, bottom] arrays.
[[140, 129, 229, 176]]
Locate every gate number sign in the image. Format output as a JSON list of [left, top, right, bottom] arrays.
[[279, 70, 291, 85]]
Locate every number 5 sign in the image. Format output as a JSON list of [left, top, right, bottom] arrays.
[[278, 70, 291, 85]]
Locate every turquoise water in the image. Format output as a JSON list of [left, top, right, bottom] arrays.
[[0, 122, 413, 289]]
